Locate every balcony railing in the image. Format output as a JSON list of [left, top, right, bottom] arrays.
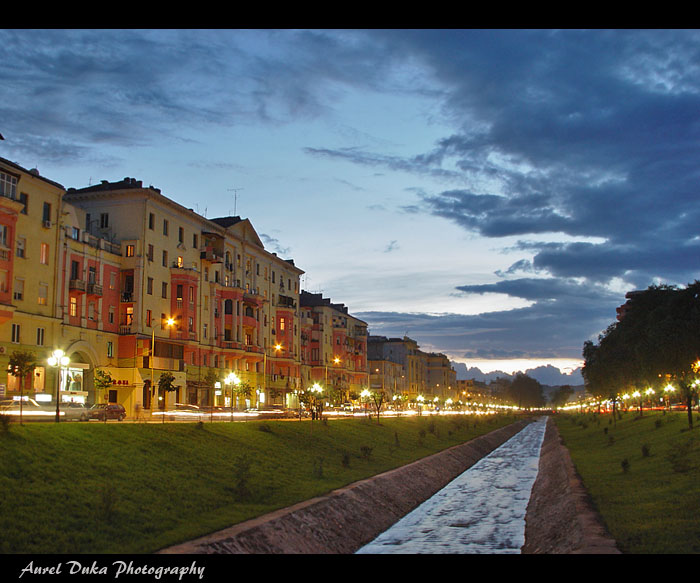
[[69, 279, 86, 292]]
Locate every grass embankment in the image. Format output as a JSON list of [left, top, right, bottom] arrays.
[[0, 414, 519, 554], [554, 410, 700, 554]]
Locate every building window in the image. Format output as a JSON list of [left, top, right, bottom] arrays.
[[107, 341, 114, 358], [188, 316, 194, 332], [40, 243, 49, 265], [88, 302, 95, 320], [177, 256, 183, 268], [109, 271, 116, 290], [13, 278, 23, 301], [125, 244, 135, 257], [38, 283, 48, 305], [162, 282, 168, 299], [36, 327, 45, 346], [178, 227, 184, 243], [69, 296, 77, 317], [0, 224, 8, 247], [149, 213, 155, 230], [15, 237, 25, 258], [71, 260, 80, 280], [109, 306, 115, 324], [146, 309, 152, 327], [162, 250, 167, 267], [189, 286, 195, 304], [176, 284, 183, 300], [147, 277, 153, 295], [203, 323, 208, 339], [0, 171, 18, 199], [147, 244, 154, 262], [163, 219, 169, 236], [11, 323, 20, 343], [192, 233, 198, 249], [100, 213, 109, 228], [0, 270, 7, 293]]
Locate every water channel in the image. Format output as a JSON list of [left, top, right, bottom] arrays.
[[356, 416, 548, 554]]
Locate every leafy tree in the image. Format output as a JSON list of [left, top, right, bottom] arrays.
[[93, 369, 114, 400], [231, 380, 252, 410], [368, 389, 387, 423], [583, 282, 700, 429], [550, 384, 574, 408], [508, 373, 545, 409], [7, 350, 36, 425], [157, 371, 176, 414]]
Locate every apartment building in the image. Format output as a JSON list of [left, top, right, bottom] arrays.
[[63, 177, 305, 413], [299, 291, 368, 403], [1, 158, 66, 400], [367, 335, 456, 403]]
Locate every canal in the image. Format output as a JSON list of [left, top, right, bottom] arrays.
[[356, 416, 548, 554]]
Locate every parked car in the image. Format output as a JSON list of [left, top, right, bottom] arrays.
[[89, 403, 126, 421], [59, 402, 89, 421]]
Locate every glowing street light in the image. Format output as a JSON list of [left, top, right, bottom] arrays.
[[47, 349, 70, 423], [225, 372, 240, 421]]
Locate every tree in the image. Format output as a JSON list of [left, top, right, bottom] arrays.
[[7, 350, 36, 425], [93, 369, 114, 401], [550, 385, 574, 408], [583, 282, 700, 429], [508, 373, 545, 409], [368, 389, 387, 423], [157, 371, 177, 418]]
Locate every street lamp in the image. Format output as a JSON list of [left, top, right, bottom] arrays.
[[309, 382, 323, 431], [47, 349, 70, 423], [151, 317, 175, 412]]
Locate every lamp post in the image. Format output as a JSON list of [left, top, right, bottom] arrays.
[[226, 372, 240, 422], [664, 384, 676, 411], [150, 317, 175, 413], [309, 382, 323, 432], [325, 356, 341, 403], [48, 349, 70, 423]]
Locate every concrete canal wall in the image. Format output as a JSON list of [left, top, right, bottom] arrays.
[[159, 419, 530, 554], [159, 416, 619, 554]]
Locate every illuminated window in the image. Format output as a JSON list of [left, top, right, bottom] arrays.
[[38, 283, 48, 305], [40, 243, 49, 265], [69, 296, 77, 317], [177, 256, 183, 268], [126, 244, 135, 257]]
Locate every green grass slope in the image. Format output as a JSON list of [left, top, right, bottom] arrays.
[[554, 410, 700, 554], [0, 414, 517, 554]]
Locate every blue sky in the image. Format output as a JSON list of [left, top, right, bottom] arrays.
[[2, 29, 699, 375]]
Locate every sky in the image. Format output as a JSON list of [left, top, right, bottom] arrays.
[[2, 29, 699, 376]]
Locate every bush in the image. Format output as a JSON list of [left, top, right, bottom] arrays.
[[641, 443, 651, 457], [340, 451, 350, 468], [229, 454, 254, 500], [621, 458, 630, 473], [360, 445, 373, 459], [258, 423, 272, 433]]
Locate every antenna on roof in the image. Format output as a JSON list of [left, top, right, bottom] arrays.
[[227, 188, 244, 216]]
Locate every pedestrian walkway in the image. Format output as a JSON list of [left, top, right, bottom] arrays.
[[356, 417, 548, 553]]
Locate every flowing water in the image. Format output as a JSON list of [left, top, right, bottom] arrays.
[[356, 417, 548, 554]]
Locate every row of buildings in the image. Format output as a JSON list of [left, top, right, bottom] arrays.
[[0, 155, 457, 417]]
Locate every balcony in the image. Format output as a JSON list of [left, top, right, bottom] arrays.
[[87, 283, 103, 296], [69, 279, 86, 293]]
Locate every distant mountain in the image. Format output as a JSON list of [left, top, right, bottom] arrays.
[[451, 362, 584, 387]]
